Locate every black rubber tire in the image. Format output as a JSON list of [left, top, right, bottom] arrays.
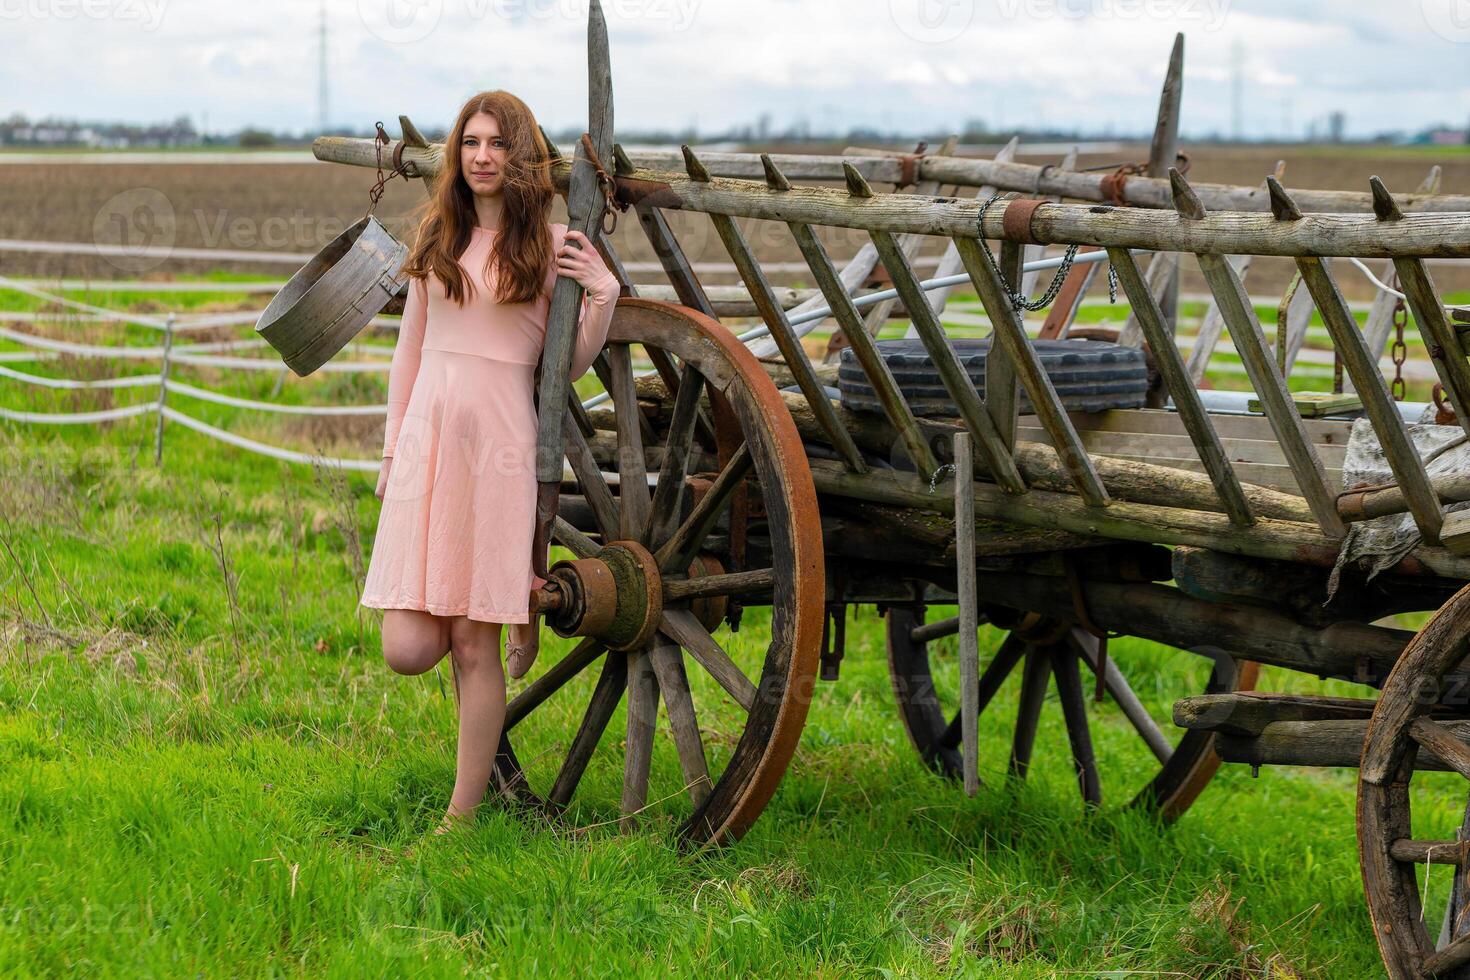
[[838, 338, 1148, 417]]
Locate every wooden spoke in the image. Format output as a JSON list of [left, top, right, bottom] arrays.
[[548, 652, 627, 808], [647, 638, 713, 807], [645, 346, 717, 454], [655, 443, 752, 573], [1389, 839, 1470, 866], [910, 615, 962, 644], [562, 410, 620, 539], [1422, 933, 1470, 977], [1051, 646, 1103, 807], [939, 634, 1028, 751], [645, 363, 707, 550], [1411, 718, 1470, 781], [605, 342, 652, 539], [552, 516, 599, 559], [1445, 791, 1470, 945], [620, 650, 661, 829], [1009, 647, 1051, 779], [663, 568, 774, 602], [1071, 628, 1174, 766], [505, 637, 605, 730], [658, 608, 757, 712]]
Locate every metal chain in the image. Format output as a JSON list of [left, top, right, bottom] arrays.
[[365, 121, 406, 218], [1391, 287, 1409, 402], [977, 194, 1119, 311]]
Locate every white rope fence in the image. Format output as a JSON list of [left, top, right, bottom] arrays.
[[2, 246, 1466, 474]]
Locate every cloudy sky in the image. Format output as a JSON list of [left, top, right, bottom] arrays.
[[3, 0, 1468, 141]]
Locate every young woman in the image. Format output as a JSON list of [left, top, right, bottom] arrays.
[[360, 90, 619, 833]]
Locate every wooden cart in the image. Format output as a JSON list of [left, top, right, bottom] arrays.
[[292, 12, 1470, 977]]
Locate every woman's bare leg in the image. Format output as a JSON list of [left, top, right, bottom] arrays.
[[443, 616, 506, 823], [381, 609, 451, 675]]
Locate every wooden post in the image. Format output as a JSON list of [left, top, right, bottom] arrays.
[[154, 313, 174, 466], [954, 431, 980, 797]]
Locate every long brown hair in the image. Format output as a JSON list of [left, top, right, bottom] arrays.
[[401, 90, 555, 306]]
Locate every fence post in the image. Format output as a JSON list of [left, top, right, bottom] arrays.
[[154, 312, 174, 465]]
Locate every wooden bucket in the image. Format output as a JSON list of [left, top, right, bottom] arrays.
[[255, 215, 408, 376]]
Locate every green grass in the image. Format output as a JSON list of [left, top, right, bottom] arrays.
[[1, 284, 1462, 977]]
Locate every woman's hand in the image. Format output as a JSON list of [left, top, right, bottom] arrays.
[[556, 230, 616, 298], [376, 456, 392, 501]]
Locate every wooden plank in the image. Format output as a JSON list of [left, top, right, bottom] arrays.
[[954, 431, 980, 797], [1186, 253, 1252, 384], [1194, 250, 1347, 537], [1393, 256, 1470, 439], [785, 214, 940, 477], [1108, 246, 1254, 526], [1014, 425, 1347, 471], [1039, 408, 1355, 446], [868, 230, 1027, 494], [700, 204, 869, 472], [988, 241, 1023, 449], [955, 235, 1109, 507], [1296, 255, 1443, 541]]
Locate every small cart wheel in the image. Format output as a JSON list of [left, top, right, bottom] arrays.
[[1359, 585, 1470, 979], [886, 602, 1258, 818], [493, 299, 824, 848]]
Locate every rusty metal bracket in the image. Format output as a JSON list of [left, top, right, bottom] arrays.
[[1000, 198, 1048, 245]]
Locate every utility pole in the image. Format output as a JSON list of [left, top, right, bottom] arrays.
[[317, 0, 329, 136], [1230, 38, 1243, 142]]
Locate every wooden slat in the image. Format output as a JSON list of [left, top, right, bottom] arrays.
[[1194, 251, 1347, 537], [1296, 256, 1443, 541], [1108, 247, 1254, 526], [1393, 256, 1470, 439], [1412, 718, 1470, 782], [786, 218, 940, 477], [633, 203, 717, 317], [956, 236, 1109, 507], [868, 230, 1027, 494], [1185, 253, 1252, 383], [704, 208, 869, 473], [988, 241, 1023, 447], [955, 431, 980, 797]]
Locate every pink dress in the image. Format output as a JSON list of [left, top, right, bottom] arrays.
[[360, 222, 619, 624]]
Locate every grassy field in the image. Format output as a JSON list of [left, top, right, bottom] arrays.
[[3, 280, 1468, 978]]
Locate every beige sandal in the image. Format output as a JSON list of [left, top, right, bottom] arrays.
[[505, 617, 541, 679]]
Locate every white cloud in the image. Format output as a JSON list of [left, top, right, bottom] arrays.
[[2, 0, 1465, 141]]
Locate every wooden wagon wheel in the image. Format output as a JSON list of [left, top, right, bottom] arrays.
[[886, 602, 1258, 818], [1359, 584, 1470, 979], [491, 298, 824, 848]]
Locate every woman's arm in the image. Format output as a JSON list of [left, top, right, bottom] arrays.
[[381, 275, 428, 459], [569, 270, 620, 381]]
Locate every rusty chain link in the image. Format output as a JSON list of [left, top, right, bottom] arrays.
[[1391, 285, 1409, 402]]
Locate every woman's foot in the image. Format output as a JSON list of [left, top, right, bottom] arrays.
[[505, 617, 541, 679], [434, 804, 476, 836]]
